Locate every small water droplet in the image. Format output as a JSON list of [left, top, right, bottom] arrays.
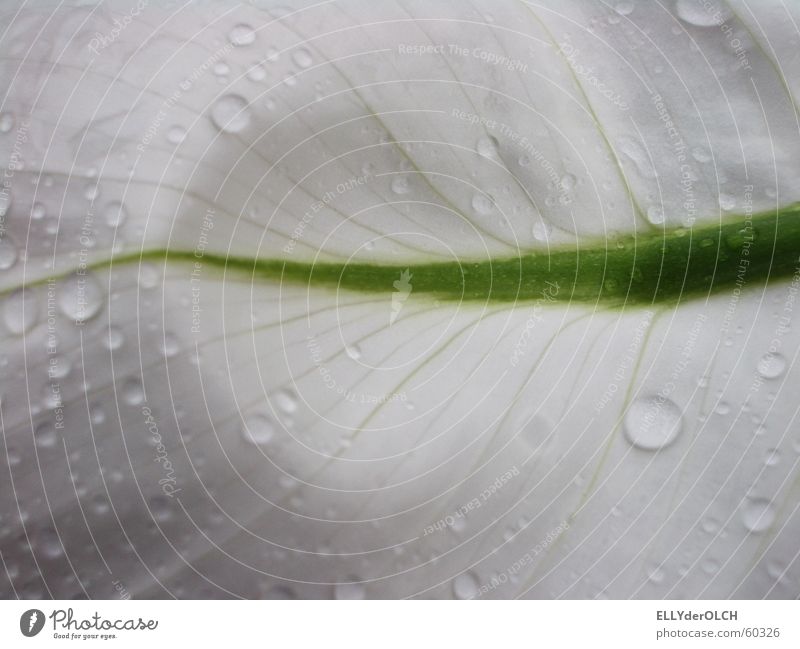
[[741, 497, 775, 533], [718, 193, 736, 211], [333, 578, 365, 600], [532, 220, 552, 242], [0, 112, 14, 133], [764, 448, 780, 467], [390, 176, 410, 194], [31, 202, 47, 220], [615, 1, 634, 15], [210, 94, 251, 133], [160, 333, 180, 358], [166, 125, 187, 144], [646, 205, 665, 225], [273, 389, 298, 414], [691, 146, 711, 163], [122, 378, 144, 406], [84, 183, 100, 201], [624, 396, 683, 451], [453, 571, 480, 599], [476, 135, 499, 158], [675, 0, 732, 27], [292, 48, 312, 68], [37, 529, 63, 559], [34, 422, 58, 449], [471, 193, 494, 215], [104, 327, 124, 351], [242, 413, 275, 445], [104, 201, 128, 228], [0, 236, 18, 269], [647, 564, 665, 584], [757, 353, 786, 379], [345, 344, 361, 360], [229, 24, 256, 46]]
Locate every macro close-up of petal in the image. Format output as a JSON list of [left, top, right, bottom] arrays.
[[1, 0, 799, 612]]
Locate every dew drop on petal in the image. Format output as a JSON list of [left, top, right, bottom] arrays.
[[471, 193, 494, 215], [453, 571, 480, 599], [333, 579, 365, 600], [623, 396, 683, 451], [4, 289, 39, 334], [345, 344, 361, 360], [58, 273, 104, 322], [273, 389, 298, 414], [210, 94, 251, 133], [292, 48, 312, 68], [0, 235, 18, 269], [757, 353, 786, 379], [229, 23, 256, 46], [166, 125, 187, 144], [476, 135, 499, 158], [741, 497, 775, 533], [390, 176, 410, 195], [122, 378, 145, 406], [0, 112, 14, 133], [675, 0, 732, 27], [104, 201, 128, 228], [242, 413, 275, 446]]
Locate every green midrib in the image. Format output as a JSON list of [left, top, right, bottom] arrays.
[[107, 203, 800, 305]]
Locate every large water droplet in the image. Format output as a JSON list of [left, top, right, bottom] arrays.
[[675, 0, 732, 27], [757, 353, 786, 379], [624, 396, 683, 451], [532, 220, 552, 242], [741, 497, 775, 533], [453, 571, 480, 599], [58, 273, 104, 322], [210, 95, 251, 133]]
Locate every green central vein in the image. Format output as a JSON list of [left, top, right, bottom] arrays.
[[123, 203, 800, 305]]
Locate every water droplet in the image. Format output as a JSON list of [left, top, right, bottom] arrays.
[[647, 564, 665, 584], [242, 413, 275, 446], [34, 422, 58, 449], [453, 571, 480, 599], [0, 190, 11, 217], [691, 146, 711, 163], [4, 289, 38, 335], [615, 1, 634, 15], [273, 389, 298, 414], [292, 48, 312, 68], [166, 125, 186, 144], [122, 378, 144, 406], [616, 136, 656, 179], [333, 579, 365, 600], [476, 135, 499, 158], [150, 496, 173, 523], [532, 220, 552, 242], [675, 0, 732, 27], [0, 235, 18, 269], [229, 23, 256, 46], [37, 529, 63, 559], [210, 94, 251, 133], [390, 176, 410, 194], [246, 63, 266, 82], [518, 154, 530, 167], [0, 112, 14, 133], [213, 61, 230, 77], [31, 202, 46, 220], [560, 173, 576, 191], [84, 183, 100, 201], [160, 333, 180, 358], [764, 448, 780, 467], [104, 327, 124, 351], [715, 401, 730, 415], [471, 193, 494, 215], [757, 353, 785, 379], [103, 201, 128, 228], [741, 497, 775, 533], [624, 396, 683, 451], [58, 273, 104, 322], [718, 193, 736, 211], [345, 344, 361, 360], [646, 205, 665, 225]]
